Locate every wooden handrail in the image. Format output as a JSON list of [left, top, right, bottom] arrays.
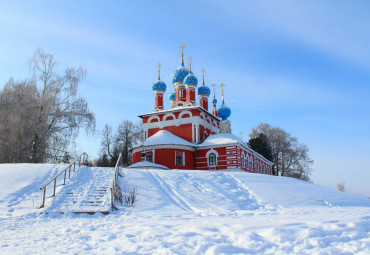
[[111, 153, 122, 210], [39, 152, 88, 208]]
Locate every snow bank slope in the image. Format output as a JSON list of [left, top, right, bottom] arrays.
[[1, 166, 369, 254], [230, 171, 370, 208], [0, 164, 66, 218], [124, 169, 370, 215]]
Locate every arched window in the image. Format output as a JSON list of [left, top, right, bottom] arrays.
[[209, 153, 217, 166], [250, 158, 254, 171], [259, 162, 262, 173], [241, 153, 245, 167]]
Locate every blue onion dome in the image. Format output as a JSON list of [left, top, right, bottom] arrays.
[[169, 92, 176, 101], [218, 100, 231, 120], [152, 79, 166, 92], [184, 71, 198, 86], [171, 65, 189, 85], [198, 84, 211, 97], [212, 97, 217, 104]]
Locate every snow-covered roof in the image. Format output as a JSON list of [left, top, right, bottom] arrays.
[[143, 130, 194, 147], [128, 161, 169, 170], [198, 133, 273, 164], [199, 133, 244, 147]]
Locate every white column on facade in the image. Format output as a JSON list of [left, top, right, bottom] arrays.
[[192, 124, 195, 143], [196, 124, 199, 144]]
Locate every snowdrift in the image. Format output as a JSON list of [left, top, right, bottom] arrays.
[[0, 164, 369, 254]]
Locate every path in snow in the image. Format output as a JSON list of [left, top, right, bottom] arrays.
[[46, 166, 115, 214], [124, 169, 280, 218]]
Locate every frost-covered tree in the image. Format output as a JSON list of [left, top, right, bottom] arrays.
[[0, 49, 95, 163], [250, 123, 313, 181], [0, 79, 39, 162]]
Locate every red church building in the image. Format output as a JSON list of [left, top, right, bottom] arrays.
[[131, 44, 273, 174]]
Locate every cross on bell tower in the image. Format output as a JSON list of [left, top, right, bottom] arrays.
[[157, 62, 161, 79], [180, 43, 186, 66], [219, 82, 226, 101], [201, 68, 206, 85]]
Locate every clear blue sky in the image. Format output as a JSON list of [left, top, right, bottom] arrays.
[[1, 1, 369, 197]]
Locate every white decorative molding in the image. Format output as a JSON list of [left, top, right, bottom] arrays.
[[179, 110, 193, 119], [175, 101, 185, 107], [142, 115, 219, 134], [163, 113, 176, 121], [148, 115, 160, 123]]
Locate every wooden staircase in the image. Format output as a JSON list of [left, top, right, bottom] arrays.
[[43, 167, 115, 215]]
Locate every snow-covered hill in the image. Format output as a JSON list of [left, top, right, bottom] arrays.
[[0, 164, 369, 254]]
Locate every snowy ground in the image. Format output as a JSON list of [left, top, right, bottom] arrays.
[[0, 164, 369, 254]]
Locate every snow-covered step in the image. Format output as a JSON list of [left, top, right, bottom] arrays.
[[44, 166, 115, 214]]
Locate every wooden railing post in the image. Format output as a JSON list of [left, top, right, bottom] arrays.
[[63, 170, 67, 185], [40, 187, 46, 208], [52, 179, 56, 197], [39, 152, 88, 209], [111, 187, 114, 210]]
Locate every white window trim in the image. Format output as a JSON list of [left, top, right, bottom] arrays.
[[206, 149, 219, 166], [175, 151, 186, 166], [241, 152, 245, 167]]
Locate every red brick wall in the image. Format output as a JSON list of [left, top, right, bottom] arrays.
[[133, 148, 195, 169]]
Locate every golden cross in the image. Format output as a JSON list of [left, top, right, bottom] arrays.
[[188, 56, 192, 72], [157, 62, 161, 79], [219, 82, 226, 98], [179, 42, 186, 51], [211, 84, 217, 94], [179, 43, 186, 65], [201, 68, 205, 84]]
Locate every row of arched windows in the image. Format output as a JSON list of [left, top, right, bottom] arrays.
[[241, 153, 270, 174], [207, 149, 270, 174]]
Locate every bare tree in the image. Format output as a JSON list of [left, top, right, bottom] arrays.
[[97, 121, 142, 167], [97, 124, 116, 166], [250, 123, 313, 181], [337, 182, 345, 192], [114, 120, 142, 166], [0, 49, 95, 163]]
